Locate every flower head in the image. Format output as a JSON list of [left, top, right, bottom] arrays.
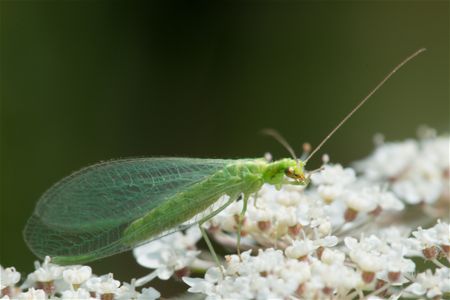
[[133, 227, 202, 280], [1, 267, 21, 289], [62, 266, 92, 286], [84, 273, 120, 296]]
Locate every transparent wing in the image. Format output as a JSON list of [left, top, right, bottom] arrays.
[[31, 158, 234, 230], [23, 157, 241, 263]]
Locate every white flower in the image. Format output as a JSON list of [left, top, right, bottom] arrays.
[[317, 219, 332, 236], [61, 288, 94, 299], [320, 248, 346, 265], [137, 287, 161, 300], [62, 266, 92, 286], [405, 268, 450, 298], [375, 226, 423, 257], [115, 283, 136, 300], [376, 226, 412, 243], [20, 257, 65, 294], [317, 184, 344, 202], [355, 140, 418, 180], [346, 184, 404, 212], [432, 220, 450, 247], [349, 250, 384, 273], [376, 189, 404, 211], [17, 288, 46, 300], [84, 274, 120, 295], [30, 256, 63, 283], [321, 197, 347, 227], [311, 164, 356, 186], [310, 165, 356, 204], [311, 260, 361, 290], [285, 239, 315, 259], [412, 226, 439, 249], [0, 267, 21, 289], [284, 235, 338, 260], [182, 268, 217, 295], [345, 236, 385, 272], [133, 227, 201, 280], [377, 251, 415, 284], [274, 206, 297, 227], [340, 185, 380, 213], [421, 136, 450, 170], [392, 175, 443, 204], [436, 267, 450, 293], [314, 235, 338, 248], [248, 207, 272, 222], [409, 221, 450, 259]]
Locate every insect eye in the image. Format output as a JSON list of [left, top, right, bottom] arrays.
[[285, 167, 295, 176]]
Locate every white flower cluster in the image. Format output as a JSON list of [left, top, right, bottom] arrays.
[[132, 227, 204, 282], [0, 257, 160, 300], [182, 220, 449, 299], [180, 133, 449, 299], [3, 132, 448, 299], [355, 129, 449, 206]]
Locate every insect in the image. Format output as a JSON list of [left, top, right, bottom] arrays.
[[24, 48, 425, 266]]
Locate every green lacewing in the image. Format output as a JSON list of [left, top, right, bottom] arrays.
[[23, 49, 425, 265]]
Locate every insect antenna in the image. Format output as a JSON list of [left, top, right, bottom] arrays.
[[308, 167, 325, 174], [304, 48, 427, 164], [261, 128, 299, 165]]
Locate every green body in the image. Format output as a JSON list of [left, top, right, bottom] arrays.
[[24, 157, 305, 264]]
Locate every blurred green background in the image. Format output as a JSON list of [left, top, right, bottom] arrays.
[[1, 0, 448, 295]]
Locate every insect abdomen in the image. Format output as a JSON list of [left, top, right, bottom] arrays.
[[122, 169, 241, 245], [122, 161, 265, 246]]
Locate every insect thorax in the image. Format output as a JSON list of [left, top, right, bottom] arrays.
[[224, 158, 301, 188]]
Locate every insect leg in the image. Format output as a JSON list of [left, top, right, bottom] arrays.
[[281, 179, 309, 186], [197, 194, 240, 273], [253, 191, 260, 209], [236, 193, 250, 260]]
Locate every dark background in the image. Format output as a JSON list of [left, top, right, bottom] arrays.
[[1, 1, 448, 295]]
